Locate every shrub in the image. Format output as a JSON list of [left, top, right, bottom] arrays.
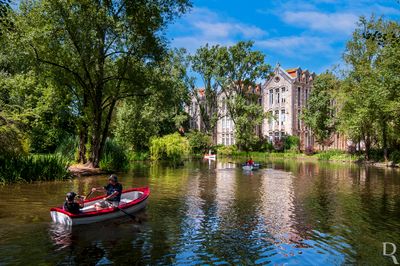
[[389, 150, 400, 164], [99, 139, 129, 171], [149, 133, 190, 164], [187, 131, 212, 155], [283, 136, 300, 151], [55, 135, 78, 163], [0, 154, 70, 184], [347, 144, 357, 155], [304, 146, 315, 156], [273, 139, 284, 152], [127, 151, 149, 161], [216, 145, 239, 156], [315, 149, 345, 160]]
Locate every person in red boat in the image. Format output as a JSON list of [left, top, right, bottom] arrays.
[[92, 174, 123, 210], [246, 158, 254, 166], [63, 192, 84, 214]]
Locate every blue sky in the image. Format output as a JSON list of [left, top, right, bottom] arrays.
[[166, 0, 400, 79]]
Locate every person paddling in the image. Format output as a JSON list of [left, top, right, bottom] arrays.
[[247, 157, 254, 166], [63, 192, 84, 214], [92, 174, 123, 210]]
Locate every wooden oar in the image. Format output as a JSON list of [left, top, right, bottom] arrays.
[[105, 201, 137, 222], [116, 206, 137, 221], [84, 190, 94, 200]]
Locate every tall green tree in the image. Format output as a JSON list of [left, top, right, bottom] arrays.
[[9, 0, 191, 167], [340, 16, 400, 160], [114, 49, 190, 151], [214, 41, 270, 150], [302, 72, 339, 150], [189, 44, 220, 135]]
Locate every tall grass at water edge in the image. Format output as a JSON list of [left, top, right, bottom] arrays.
[[0, 154, 70, 184]]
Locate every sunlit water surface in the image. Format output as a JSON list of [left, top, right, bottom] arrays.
[[1, 159, 400, 265]]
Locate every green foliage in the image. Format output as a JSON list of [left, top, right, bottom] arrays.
[[54, 135, 78, 163], [149, 133, 190, 164], [187, 131, 212, 154], [0, 123, 29, 156], [216, 145, 239, 156], [114, 50, 191, 152], [99, 139, 129, 171], [389, 151, 400, 164], [315, 150, 346, 161], [189, 44, 220, 134], [0, 154, 70, 184], [127, 151, 149, 161], [232, 95, 265, 151], [302, 72, 338, 146], [283, 136, 300, 151], [4, 0, 191, 167], [339, 17, 400, 160]]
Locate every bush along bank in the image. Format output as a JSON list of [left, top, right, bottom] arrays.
[[0, 154, 70, 184]]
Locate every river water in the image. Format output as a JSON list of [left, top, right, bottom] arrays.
[[1, 159, 400, 265]]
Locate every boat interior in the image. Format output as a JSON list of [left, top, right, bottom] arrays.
[[80, 191, 144, 213]]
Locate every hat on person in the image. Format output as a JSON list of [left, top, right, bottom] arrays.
[[66, 191, 77, 201], [108, 174, 118, 182]]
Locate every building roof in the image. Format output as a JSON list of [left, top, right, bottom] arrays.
[[286, 67, 299, 78]]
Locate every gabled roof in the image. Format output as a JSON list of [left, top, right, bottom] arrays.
[[286, 67, 300, 78]]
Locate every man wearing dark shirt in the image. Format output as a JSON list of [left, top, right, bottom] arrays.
[[92, 174, 123, 209], [63, 192, 84, 214]]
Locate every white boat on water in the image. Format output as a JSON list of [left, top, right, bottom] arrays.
[[204, 154, 216, 160], [242, 163, 261, 171], [50, 187, 149, 226]]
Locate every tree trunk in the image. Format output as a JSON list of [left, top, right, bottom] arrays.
[[382, 121, 388, 162], [86, 18, 106, 168], [98, 100, 116, 163], [365, 134, 371, 161], [78, 125, 88, 164], [77, 91, 89, 164]]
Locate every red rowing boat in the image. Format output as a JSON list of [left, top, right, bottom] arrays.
[[50, 187, 150, 226]]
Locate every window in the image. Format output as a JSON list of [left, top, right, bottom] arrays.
[[281, 87, 285, 103], [297, 110, 301, 130], [281, 109, 285, 125], [269, 89, 273, 106], [275, 110, 279, 126], [276, 88, 280, 104], [297, 87, 301, 106]]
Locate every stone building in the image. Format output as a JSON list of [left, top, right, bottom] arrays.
[[187, 65, 348, 151], [262, 65, 315, 150]]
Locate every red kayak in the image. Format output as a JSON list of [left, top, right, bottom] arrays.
[[50, 187, 149, 226]]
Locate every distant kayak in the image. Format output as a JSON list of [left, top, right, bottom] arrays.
[[242, 163, 261, 171], [204, 154, 216, 160], [50, 187, 149, 226]]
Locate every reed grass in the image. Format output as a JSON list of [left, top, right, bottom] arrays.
[[0, 154, 70, 184]]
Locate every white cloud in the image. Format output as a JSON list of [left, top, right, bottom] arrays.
[[169, 7, 267, 53], [256, 36, 335, 59], [282, 11, 358, 35]]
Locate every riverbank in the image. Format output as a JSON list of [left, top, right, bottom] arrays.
[[68, 164, 111, 177], [217, 150, 400, 168]]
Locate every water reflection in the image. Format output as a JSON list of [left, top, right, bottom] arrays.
[[1, 160, 400, 265]]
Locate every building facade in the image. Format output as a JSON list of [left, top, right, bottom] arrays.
[[187, 65, 348, 151], [262, 65, 315, 150]]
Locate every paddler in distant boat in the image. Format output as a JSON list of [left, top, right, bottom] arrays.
[[246, 157, 254, 166], [91, 174, 123, 210]]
